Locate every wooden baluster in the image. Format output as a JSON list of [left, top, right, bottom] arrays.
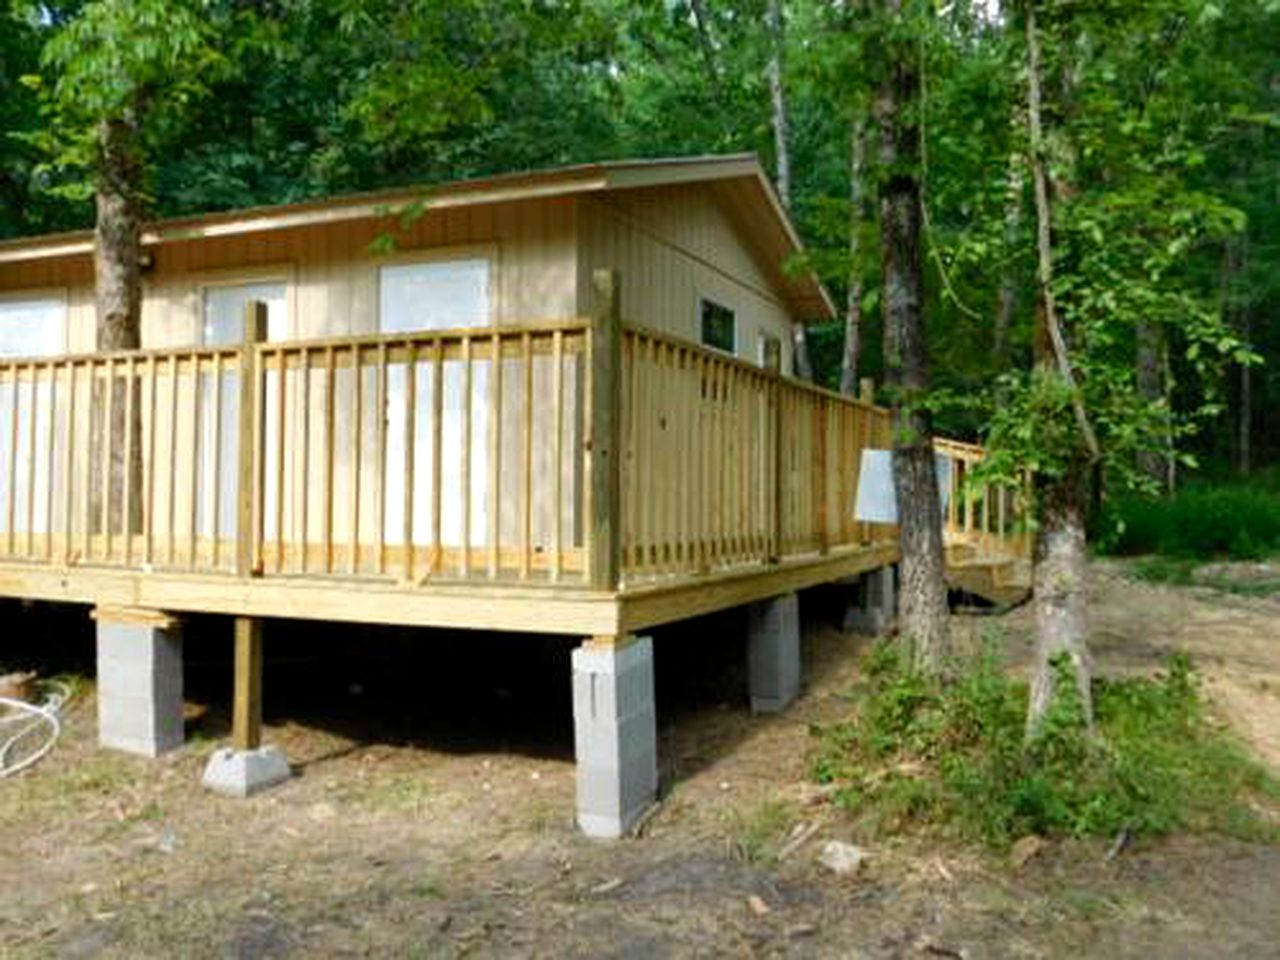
[[5, 363, 16, 557], [551, 330, 564, 583], [375, 342, 388, 575], [430, 341, 443, 574], [349, 344, 362, 575], [188, 354, 201, 569], [461, 335, 472, 578], [274, 350, 287, 573], [520, 332, 533, 580], [298, 348, 311, 572], [323, 345, 336, 573], [122, 357, 135, 566], [402, 341, 417, 582], [144, 356, 156, 567], [488, 332, 502, 579], [64, 362, 77, 566], [210, 353, 223, 569], [101, 359, 115, 562]]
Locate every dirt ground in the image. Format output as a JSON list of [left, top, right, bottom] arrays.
[[1, 560, 1278, 959]]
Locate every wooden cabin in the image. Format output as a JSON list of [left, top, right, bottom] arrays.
[[0, 155, 1027, 834]]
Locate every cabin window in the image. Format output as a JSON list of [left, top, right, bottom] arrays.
[[379, 258, 492, 332], [202, 281, 289, 345], [758, 332, 782, 370], [0, 297, 65, 357], [700, 298, 736, 355]]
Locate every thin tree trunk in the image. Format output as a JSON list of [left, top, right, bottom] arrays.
[[94, 113, 145, 537], [1024, 0, 1093, 736], [1239, 308, 1251, 475], [877, 0, 949, 672], [1135, 319, 1167, 487], [840, 119, 868, 396], [995, 151, 1023, 361], [766, 0, 791, 210]]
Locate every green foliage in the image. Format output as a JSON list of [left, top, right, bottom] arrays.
[[1097, 483, 1280, 559], [811, 642, 1278, 847]]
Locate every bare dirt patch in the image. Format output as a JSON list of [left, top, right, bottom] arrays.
[[1, 566, 1278, 958]]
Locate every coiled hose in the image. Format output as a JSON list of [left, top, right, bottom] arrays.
[[0, 680, 70, 780]]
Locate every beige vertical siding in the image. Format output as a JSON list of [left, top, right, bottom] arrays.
[[576, 184, 798, 369]]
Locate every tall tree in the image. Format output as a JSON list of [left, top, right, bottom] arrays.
[[876, 0, 950, 671]]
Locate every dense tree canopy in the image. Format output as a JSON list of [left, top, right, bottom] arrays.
[[1, 0, 1277, 475]]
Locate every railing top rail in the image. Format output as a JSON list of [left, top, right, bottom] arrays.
[[0, 342, 244, 369], [933, 437, 986, 460], [0, 317, 594, 370], [255, 317, 593, 356], [622, 322, 885, 415]]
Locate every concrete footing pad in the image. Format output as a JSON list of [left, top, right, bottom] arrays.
[[748, 592, 801, 714], [202, 746, 291, 797], [572, 636, 658, 839], [843, 565, 898, 635], [94, 608, 184, 758]]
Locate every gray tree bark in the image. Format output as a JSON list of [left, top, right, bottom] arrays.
[[94, 113, 145, 537], [1024, 0, 1093, 735], [839, 119, 869, 397], [877, 0, 950, 672]]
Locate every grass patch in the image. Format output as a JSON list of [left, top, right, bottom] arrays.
[[722, 798, 796, 863], [1126, 555, 1280, 596], [811, 642, 1279, 848], [1098, 483, 1280, 560]]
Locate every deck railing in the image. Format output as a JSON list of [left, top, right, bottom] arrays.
[[0, 273, 1029, 593], [934, 437, 1032, 559], [619, 326, 895, 585]]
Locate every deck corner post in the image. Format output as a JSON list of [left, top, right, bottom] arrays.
[[93, 605, 184, 758], [572, 633, 657, 839], [859, 377, 875, 404], [236, 300, 268, 579], [587, 269, 622, 591], [747, 592, 801, 713]]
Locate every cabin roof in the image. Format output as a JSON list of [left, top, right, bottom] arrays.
[[0, 154, 835, 321]]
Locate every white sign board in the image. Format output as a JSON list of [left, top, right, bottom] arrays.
[[854, 449, 952, 524]]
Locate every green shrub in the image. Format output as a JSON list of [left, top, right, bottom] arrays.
[[810, 643, 1278, 847], [1098, 483, 1280, 559]]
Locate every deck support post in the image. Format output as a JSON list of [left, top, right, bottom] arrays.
[[93, 606, 184, 757], [572, 634, 657, 839], [843, 564, 898, 635], [747, 592, 801, 713], [202, 615, 290, 797]]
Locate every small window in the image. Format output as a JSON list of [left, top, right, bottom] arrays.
[[0, 297, 65, 357], [379, 258, 491, 332], [700, 299, 736, 354], [202, 282, 288, 345], [758, 332, 782, 370]]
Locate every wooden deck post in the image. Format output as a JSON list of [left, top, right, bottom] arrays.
[[587, 270, 622, 591], [231, 615, 263, 751], [859, 377, 875, 404], [237, 301, 268, 578]]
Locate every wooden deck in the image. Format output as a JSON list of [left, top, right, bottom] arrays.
[[0, 275, 1029, 636]]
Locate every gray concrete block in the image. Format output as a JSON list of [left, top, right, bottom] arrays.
[[96, 616, 184, 758], [572, 636, 657, 839], [843, 565, 897, 635], [748, 592, 801, 714], [202, 746, 292, 797]]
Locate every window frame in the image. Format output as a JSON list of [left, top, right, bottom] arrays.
[[698, 296, 738, 356], [374, 243, 499, 334], [0, 288, 70, 358]]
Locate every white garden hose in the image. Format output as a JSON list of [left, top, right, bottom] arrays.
[[0, 680, 70, 780]]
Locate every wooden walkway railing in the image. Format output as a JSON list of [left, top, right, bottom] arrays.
[[934, 437, 1032, 560], [0, 277, 1029, 598]]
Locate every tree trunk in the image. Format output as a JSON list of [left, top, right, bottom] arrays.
[[766, 0, 791, 211], [839, 119, 869, 397], [1024, 0, 1093, 735], [1239, 308, 1251, 476], [1134, 319, 1167, 488], [1027, 469, 1094, 736], [994, 151, 1023, 361], [876, 1, 949, 672], [94, 114, 145, 536]]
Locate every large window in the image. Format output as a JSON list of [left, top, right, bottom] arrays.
[[0, 297, 66, 357], [700, 298, 736, 355], [379, 258, 491, 332]]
